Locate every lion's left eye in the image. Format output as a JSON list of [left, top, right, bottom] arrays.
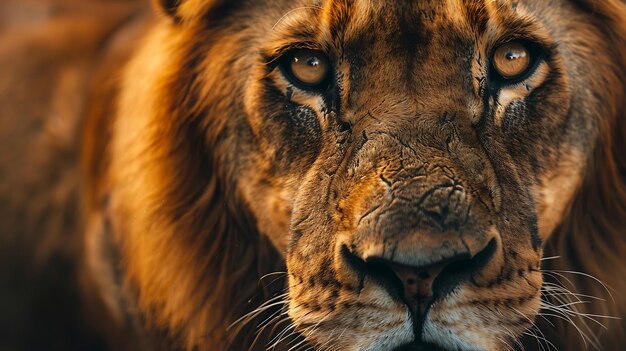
[[492, 41, 533, 80], [282, 49, 331, 90]]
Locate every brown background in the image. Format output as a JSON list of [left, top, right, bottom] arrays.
[[0, 1, 147, 349]]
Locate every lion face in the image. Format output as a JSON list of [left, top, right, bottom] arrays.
[[102, 0, 625, 349], [228, 1, 606, 350]]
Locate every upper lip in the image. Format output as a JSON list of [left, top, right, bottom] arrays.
[[340, 239, 499, 350]]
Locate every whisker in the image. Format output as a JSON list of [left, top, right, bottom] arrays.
[[547, 269, 616, 303], [266, 301, 319, 350], [260, 271, 287, 281], [537, 311, 594, 350], [268, 323, 297, 351], [541, 283, 606, 302], [502, 324, 525, 351], [522, 329, 557, 351], [255, 305, 288, 333], [272, 6, 323, 31], [540, 255, 561, 261], [229, 292, 289, 338], [540, 299, 607, 350], [286, 337, 311, 351], [512, 307, 556, 351], [540, 271, 579, 292], [496, 336, 516, 351], [249, 308, 292, 351]]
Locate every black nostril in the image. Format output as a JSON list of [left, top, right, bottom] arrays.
[[363, 259, 406, 301], [340, 245, 405, 300], [432, 238, 497, 296], [338, 121, 352, 132]]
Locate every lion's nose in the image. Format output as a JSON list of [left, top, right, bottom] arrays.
[[364, 254, 470, 318], [339, 168, 499, 320], [341, 236, 497, 320]]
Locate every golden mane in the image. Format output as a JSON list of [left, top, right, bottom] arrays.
[[80, 16, 289, 350]]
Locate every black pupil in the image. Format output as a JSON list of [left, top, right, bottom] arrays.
[[307, 56, 320, 67], [506, 50, 522, 60]]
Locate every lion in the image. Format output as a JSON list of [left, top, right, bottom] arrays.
[[1, 0, 624, 350]]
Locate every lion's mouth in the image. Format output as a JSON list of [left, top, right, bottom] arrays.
[[336, 240, 499, 350], [392, 342, 447, 351]]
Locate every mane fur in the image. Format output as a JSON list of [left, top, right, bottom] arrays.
[[104, 16, 286, 350], [537, 0, 626, 349]]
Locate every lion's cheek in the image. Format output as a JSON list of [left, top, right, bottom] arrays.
[[534, 148, 585, 241], [238, 173, 296, 254]]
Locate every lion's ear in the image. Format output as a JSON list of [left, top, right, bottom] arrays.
[[154, 0, 181, 19], [153, 0, 235, 23]]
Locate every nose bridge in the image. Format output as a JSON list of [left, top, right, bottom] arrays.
[[375, 153, 475, 238], [341, 114, 496, 267], [349, 93, 471, 184], [345, 88, 497, 212], [349, 88, 471, 149], [392, 166, 471, 231], [349, 132, 455, 212]]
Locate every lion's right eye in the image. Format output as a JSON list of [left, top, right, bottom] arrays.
[[284, 49, 331, 90], [492, 41, 533, 81]]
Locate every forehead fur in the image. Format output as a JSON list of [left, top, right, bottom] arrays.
[[268, 0, 550, 48]]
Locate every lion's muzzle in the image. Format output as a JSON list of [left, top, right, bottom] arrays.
[[288, 108, 511, 348], [338, 160, 499, 328]]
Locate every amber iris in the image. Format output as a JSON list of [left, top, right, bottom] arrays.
[[290, 49, 330, 87], [493, 42, 531, 79]]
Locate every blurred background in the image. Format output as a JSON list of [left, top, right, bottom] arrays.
[[0, 1, 150, 349]]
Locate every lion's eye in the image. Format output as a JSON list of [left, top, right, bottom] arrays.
[[287, 49, 330, 89], [492, 42, 532, 80]]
